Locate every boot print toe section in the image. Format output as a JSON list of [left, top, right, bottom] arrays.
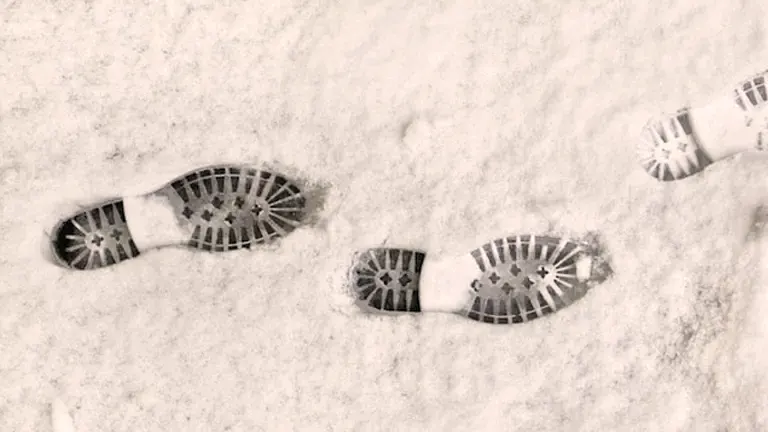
[[51, 200, 141, 270], [638, 109, 712, 181], [163, 166, 306, 252], [351, 248, 425, 314], [461, 234, 608, 325]]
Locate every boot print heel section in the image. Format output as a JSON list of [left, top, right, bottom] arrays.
[[351, 248, 425, 314]]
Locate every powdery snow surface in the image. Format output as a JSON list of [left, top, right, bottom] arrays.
[[2, 0, 768, 430]]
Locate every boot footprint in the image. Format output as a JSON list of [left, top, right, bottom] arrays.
[[51, 164, 307, 270], [639, 69, 768, 181], [349, 234, 613, 324]]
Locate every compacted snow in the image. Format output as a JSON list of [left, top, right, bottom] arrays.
[[2, 0, 768, 430]]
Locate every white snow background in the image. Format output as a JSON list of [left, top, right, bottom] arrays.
[[2, 0, 768, 430]]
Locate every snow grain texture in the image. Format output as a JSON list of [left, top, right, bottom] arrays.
[[1, 0, 768, 431]]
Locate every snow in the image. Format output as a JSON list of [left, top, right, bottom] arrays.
[[2, 0, 768, 430], [51, 399, 75, 432]]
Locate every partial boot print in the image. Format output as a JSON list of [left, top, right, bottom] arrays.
[[51, 165, 306, 270], [349, 235, 613, 324], [52, 199, 141, 269], [351, 248, 425, 314], [638, 109, 712, 181], [734, 72, 768, 114], [639, 69, 768, 181]]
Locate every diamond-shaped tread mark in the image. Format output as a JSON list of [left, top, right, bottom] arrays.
[[500, 282, 514, 295], [398, 273, 412, 287], [110, 229, 122, 241], [510, 263, 521, 276], [379, 272, 393, 285], [521, 277, 535, 290], [251, 204, 263, 216], [201, 210, 214, 222], [471, 280, 482, 292], [489, 272, 501, 284], [233, 196, 245, 209], [678, 142, 687, 152], [536, 266, 549, 279], [91, 234, 104, 247], [211, 196, 224, 209], [224, 213, 237, 225], [182, 207, 194, 219]]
